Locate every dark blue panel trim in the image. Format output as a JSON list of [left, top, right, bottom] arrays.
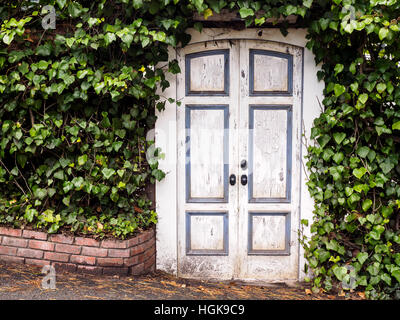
[[186, 211, 229, 256], [247, 212, 291, 256], [248, 105, 292, 203], [185, 49, 230, 96], [185, 105, 229, 203], [249, 49, 293, 96]]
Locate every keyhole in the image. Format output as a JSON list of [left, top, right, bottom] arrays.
[[241, 70, 245, 78]]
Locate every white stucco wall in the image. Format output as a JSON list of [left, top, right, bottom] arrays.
[[155, 28, 324, 281]]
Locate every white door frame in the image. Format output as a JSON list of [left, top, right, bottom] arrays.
[[155, 28, 324, 282]]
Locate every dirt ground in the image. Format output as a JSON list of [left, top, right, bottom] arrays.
[[0, 261, 363, 300]]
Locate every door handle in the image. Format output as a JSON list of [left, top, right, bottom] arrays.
[[240, 174, 247, 186], [229, 174, 236, 186]]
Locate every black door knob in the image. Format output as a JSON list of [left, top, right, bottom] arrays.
[[240, 174, 247, 186], [240, 159, 247, 169], [229, 174, 236, 186]]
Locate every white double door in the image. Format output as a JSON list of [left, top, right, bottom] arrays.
[[176, 39, 302, 281]]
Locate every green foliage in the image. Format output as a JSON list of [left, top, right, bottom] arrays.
[[1, 0, 400, 299], [299, 0, 400, 300]]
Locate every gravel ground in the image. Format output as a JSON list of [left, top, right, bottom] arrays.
[[0, 261, 362, 300]]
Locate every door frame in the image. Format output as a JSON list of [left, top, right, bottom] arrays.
[[155, 28, 325, 282]]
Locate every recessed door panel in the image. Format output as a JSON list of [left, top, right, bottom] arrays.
[[186, 105, 229, 202], [249, 106, 292, 202]]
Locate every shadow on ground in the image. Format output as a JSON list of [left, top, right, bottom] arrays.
[[0, 262, 362, 300]]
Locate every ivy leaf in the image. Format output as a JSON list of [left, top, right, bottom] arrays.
[[203, 8, 214, 20], [334, 84, 346, 96], [376, 82, 387, 93], [303, 0, 313, 8], [102, 168, 115, 179], [334, 63, 344, 75], [104, 33, 117, 45], [333, 266, 347, 281], [333, 132, 346, 145], [353, 167, 367, 179], [333, 152, 344, 164], [357, 252, 368, 265], [379, 27, 389, 40], [78, 154, 88, 166], [358, 93, 369, 104], [57, 0, 67, 9], [362, 199, 373, 211], [239, 7, 254, 18], [357, 146, 370, 158]]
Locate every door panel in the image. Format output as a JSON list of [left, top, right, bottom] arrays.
[[177, 39, 302, 281], [248, 105, 292, 202], [177, 40, 239, 280], [185, 105, 229, 202]]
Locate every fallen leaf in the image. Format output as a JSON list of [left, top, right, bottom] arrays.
[[305, 288, 312, 295], [357, 292, 366, 299]]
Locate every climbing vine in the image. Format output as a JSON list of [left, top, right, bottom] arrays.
[[1, 0, 400, 299]]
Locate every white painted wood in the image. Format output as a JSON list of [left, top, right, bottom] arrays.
[[190, 215, 224, 251], [237, 39, 302, 281], [253, 54, 288, 92], [252, 108, 288, 199], [189, 108, 225, 199], [176, 40, 240, 280], [252, 215, 286, 251], [156, 28, 324, 282], [189, 54, 225, 92]]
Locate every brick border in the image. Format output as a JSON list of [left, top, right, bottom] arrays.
[[0, 226, 155, 276]]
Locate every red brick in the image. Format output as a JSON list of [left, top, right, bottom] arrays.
[[17, 248, 44, 259], [137, 253, 145, 264], [142, 230, 154, 243], [55, 243, 81, 255], [101, 239, 127, 249], [144, 257, 155, 271], [107, 248, 130, 258], [77, 265, 103, 275], [81, 246, 107, 257], [70, 255, 96, 265], [124, 256, 139, 266], [0, 255, 24, 264], [97, 257, 124, 267], [22, 230, 47, 240], [0, 245, 17, 256], [130, 244, 144, 256], [103, 267, 129, 276], [50, 234, 74, 244], [44, 251, 70, 262], [29, 240, 54, 251], [144, 254, 155, 269], [2, 236, 28, 248], [52, 262, 77, 273], [25, 258, 51, 267], [130, 263, 145, 275], [74, 237, 100, 247], [145, 245, 156, 259], [142, 238, 155, 250], [126, 237, 138, 247], [0, 227, 22, 237]]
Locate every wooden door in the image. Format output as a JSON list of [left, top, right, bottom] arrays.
[[176, 39, 302, 281]]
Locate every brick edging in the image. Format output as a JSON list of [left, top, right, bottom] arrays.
[[0, 226, 156, 276]]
